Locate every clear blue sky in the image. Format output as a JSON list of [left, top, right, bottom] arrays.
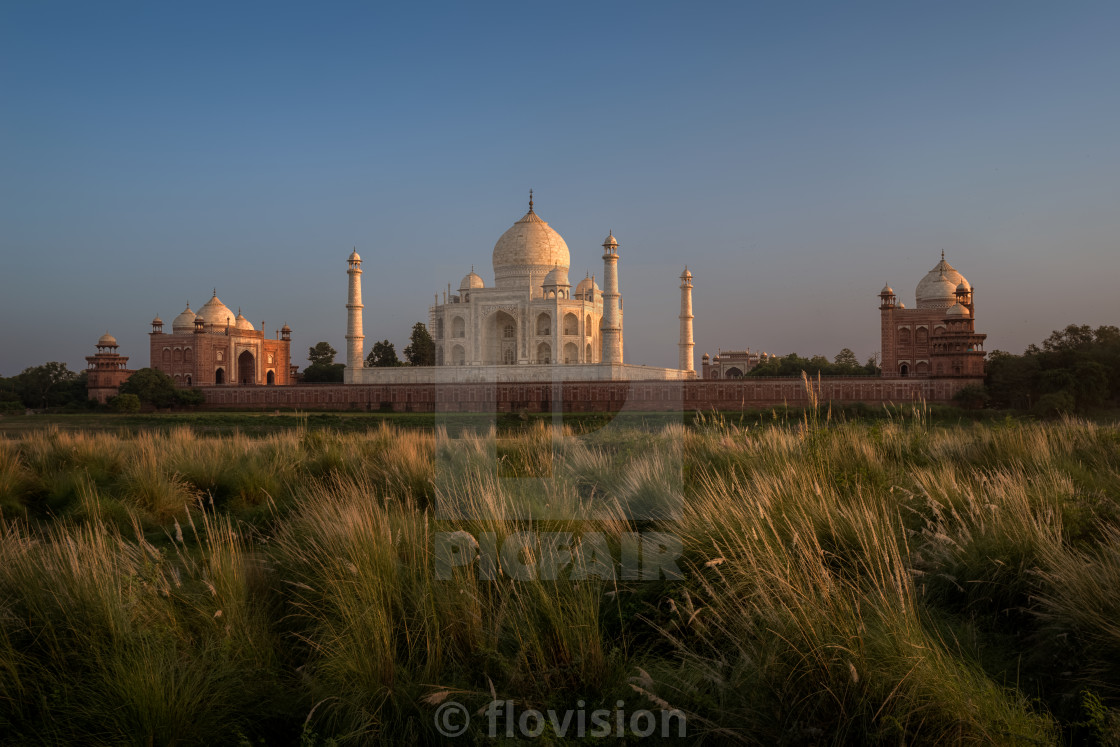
[[2, 1, 1118, 375]]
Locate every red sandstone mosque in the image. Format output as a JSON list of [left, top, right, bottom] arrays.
[[146, 291, 294, 387], [878, 253, 986, 379], [697, 253, 987, 380]]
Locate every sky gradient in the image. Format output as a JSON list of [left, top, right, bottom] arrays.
[[2, 1, 1118, 375]]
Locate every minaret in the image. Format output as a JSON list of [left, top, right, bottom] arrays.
[[345, 248, 364, 381], [599, 231, 623, 364], [678, 267, 694, 373]]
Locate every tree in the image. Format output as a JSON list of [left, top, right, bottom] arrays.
[[303, 340, 345, 382], [301, 362, 345, 382], [1071, 360, 1109, 412], [175, 388, 206, 407], [953, 384, 990, 410], [834, 348, 859, 369], [308, 342, 338, 367], [367, 340, 401, 367], [403, 323, 436, 366], [14, 362, 78, 409], [119, 368, 179, 408], [110, 393, 141, 412], [1034, 391, 1075, 418]]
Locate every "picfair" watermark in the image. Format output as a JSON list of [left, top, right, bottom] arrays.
[[433, 530, 684, 581]]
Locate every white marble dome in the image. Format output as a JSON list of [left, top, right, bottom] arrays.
[[916, 257, 970, 309], [492, 200, 570, 288], [172, 304, 196, 333], [197, 293, 235, 328], [97, 332, 118, 347], [575, 274, 600, 298], [234, 311, 255, 331], [542, 266, 570, 288], [460, 270, 484, 290]]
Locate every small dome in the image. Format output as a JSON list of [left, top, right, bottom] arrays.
[[881, 283, 894, 295], [681, 267, 692, 279], [197, 292, 235, 328], [575, 274, 601, 298], [542, 266, 570, 288], [956, 281, 969, 293], [349, 248, 361, 262], [280, 323, 291, 332], [171, 304, 196, 333], [152, 315, 163, 325], [898, 302, 906, 309], [602, 231, 618, 248], [916, 256, 970, 309], [702, 353, 710, 359], [234, 310, 254, 331], [459, 270, 484, 290], [946, 302, 971, 317], [97, 332, 117, 347]]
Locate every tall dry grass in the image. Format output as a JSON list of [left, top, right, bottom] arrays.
[[0, 415, 1117, 743]]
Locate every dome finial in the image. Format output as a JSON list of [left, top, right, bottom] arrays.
[[212, 288, 217, 297], [941, 249, 945, 261], [528, 188, 534, 212]]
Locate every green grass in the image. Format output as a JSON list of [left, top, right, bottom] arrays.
[[1, 412, 1119, 744], [0, 401, 1057, 439]]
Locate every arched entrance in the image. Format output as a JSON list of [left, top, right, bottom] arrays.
[[484, 311, 518, 365], [563, 341, 578, 364], [215, 368, 225, 385], [725, 366, 743, 378], [266, 370, 275, 385], [900, 363, 909, 377], [238, 350, 255, 384], [536, 341, 551, 363]]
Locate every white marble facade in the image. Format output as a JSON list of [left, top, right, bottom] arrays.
[[346, 194, 695, 384]]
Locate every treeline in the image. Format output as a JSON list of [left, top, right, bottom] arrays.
[[742, 348, 880, 378], [0, 364, 204, 413], [302, 323, 436, 382], [981, 324, 1120, 415], [0, 363, 89, 412]]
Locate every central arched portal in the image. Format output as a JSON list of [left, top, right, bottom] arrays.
[[238, 350, 255, 384], [484, 311, 518, 365]]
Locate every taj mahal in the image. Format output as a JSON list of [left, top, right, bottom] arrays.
[[87, 190, 988, 411], [344, 192, 697, 385]]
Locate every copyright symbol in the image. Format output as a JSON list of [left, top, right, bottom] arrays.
[[434, 700, 469, 738]]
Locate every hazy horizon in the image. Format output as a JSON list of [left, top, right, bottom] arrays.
[[2, 1, 1118, 376]]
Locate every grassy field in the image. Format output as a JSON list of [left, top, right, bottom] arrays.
[[1, 409, 1119, 744], [0, 401, 1028, 437]]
